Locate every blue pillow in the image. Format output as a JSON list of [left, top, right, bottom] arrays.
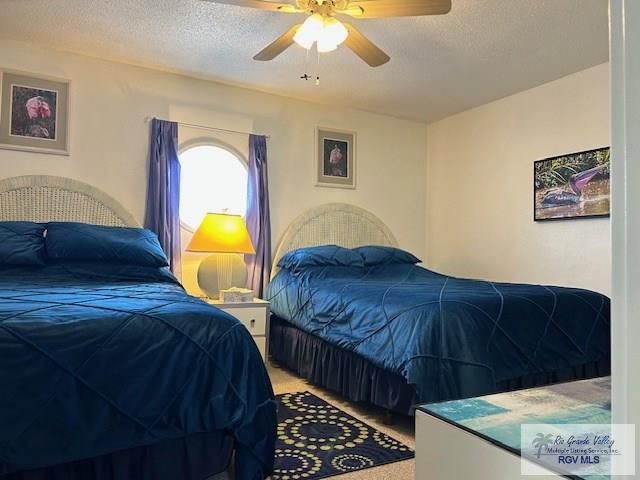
[[46, 222, 169, 267], [278, 245, 365, 271], [0, 222, 46, 266], [353, 246, 421, 266]]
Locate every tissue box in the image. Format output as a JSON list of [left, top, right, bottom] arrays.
[[220, 287, 254, 303]]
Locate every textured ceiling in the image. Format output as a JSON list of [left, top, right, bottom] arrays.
[[0, 0, 609, 122]]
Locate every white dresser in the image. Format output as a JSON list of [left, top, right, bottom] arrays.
[[415, 408, 561, 479], [207, 298, 270, 362], [413, 378, 614, 480]]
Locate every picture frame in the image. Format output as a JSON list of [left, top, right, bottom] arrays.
[[0, 69, 70, 156], [315, 127, 356, 189], [533, 146, 610, 221]]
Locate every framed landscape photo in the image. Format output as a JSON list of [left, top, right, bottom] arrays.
[[315, 127, 356, 189], [534, 147, 610, 221], [0, 70, 70, 155]]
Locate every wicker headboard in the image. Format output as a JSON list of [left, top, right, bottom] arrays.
[[0, 175, 138, 227], [271, 203, 398, 280]]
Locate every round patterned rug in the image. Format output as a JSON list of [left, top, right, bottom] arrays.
[[272, 391, 413, 480]]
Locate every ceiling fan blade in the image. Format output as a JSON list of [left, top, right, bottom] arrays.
[[200, 0, 301, 13], [339, 0, 451, 18], [253, 24, 302, 61], [342, 23, 390, 67]]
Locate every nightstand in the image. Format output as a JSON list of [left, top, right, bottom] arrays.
[[207, 298, 270, 362]]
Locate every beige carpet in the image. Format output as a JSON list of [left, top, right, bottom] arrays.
[[268, 363, 415, 480]]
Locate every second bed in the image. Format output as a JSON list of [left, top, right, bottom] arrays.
[[265, 203, 611, 414]]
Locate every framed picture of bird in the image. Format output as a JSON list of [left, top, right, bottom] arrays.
[[0, 69, 70, 155], [315, 127, 356, 189], [534, 147, 610, 221]]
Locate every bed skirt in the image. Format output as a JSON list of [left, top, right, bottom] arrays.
[[1, 432, 232, 480], [269, 316, 611, 415]]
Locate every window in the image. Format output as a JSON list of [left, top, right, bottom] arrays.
[[179, 144, 247, 230]]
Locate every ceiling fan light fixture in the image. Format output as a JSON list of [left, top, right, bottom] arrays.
[[293, 13, 324, 49], [293, 13, 349, 52], [209, 0, 452, 68], [316, 36, 338, 53], [293, 29, 314, 49], [322, 17, 348, 46]]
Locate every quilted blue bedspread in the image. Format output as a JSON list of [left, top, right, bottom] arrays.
[[0, 264, 276, 479], [266, 264, 610, 403]]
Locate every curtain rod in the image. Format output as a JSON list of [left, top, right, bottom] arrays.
[[145, 117, 270, 139]]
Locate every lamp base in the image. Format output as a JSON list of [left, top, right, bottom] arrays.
[[197, 253, 247, 299]]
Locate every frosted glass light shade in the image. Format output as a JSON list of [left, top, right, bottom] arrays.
[[322, 17, 348, 46], [294, 13, 324, 49], [293, 14, 349, 51], [317, 38, 338, 53]]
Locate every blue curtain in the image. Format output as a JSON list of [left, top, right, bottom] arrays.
[[144, 119, 181, 276], [245, 134, 271, 297]]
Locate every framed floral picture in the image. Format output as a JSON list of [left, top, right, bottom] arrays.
[[315, 127, 356, 189], [0, 70, 70, 155]]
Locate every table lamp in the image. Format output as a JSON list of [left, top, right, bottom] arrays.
[[186, 212, 255, 299]]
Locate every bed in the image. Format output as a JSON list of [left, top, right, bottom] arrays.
[[0, 176, 276, 480], [265, 203, 611, 415]]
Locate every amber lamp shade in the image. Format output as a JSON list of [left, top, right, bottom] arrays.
[[186, 213, 255, 254], [186, 213, 255, 299]]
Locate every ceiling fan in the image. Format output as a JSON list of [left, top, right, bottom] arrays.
[[201, 0, 452, 67]]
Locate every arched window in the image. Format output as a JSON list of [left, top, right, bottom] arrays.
[[178, 143, 247, 231]]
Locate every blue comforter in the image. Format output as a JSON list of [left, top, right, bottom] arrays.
[[0, 264, 276, 479], [266, 264, 610, 403]]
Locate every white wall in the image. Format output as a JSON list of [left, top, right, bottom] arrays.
[[426, 63, 610, 294], [0, 39, 428, 295]]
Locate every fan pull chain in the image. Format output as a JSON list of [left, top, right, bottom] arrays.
[[300, 48, 311, 81], [298, 46, 322, 85]]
